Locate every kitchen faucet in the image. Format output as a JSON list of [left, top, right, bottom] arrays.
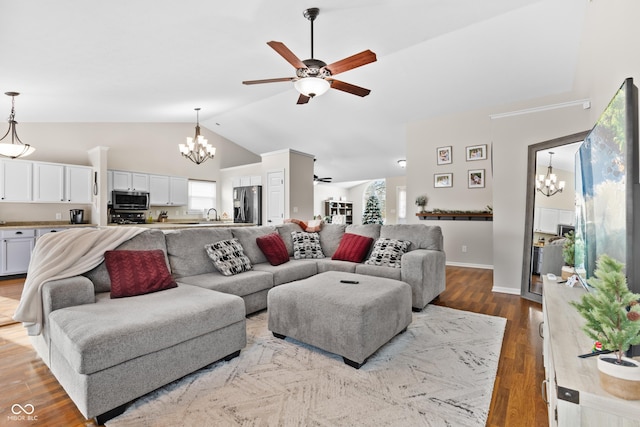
[[207, 208, 219, 221]]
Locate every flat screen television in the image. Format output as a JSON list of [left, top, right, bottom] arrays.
[[574, 77, 640, 356]]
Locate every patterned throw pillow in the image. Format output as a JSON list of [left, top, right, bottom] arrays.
[[364, 238, 410, 268], [291, 231, 325, 259], [205, 239, 252, 276], [105, 250, 177, 298]]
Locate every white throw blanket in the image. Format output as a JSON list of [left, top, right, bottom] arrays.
[[13, 226, 147, 336]]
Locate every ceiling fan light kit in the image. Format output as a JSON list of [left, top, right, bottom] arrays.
[[242, 7, 376, 104]]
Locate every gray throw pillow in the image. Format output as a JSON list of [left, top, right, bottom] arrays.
[[291, 231, 325, 259], [205, 238, 252, 276], [365, 238, 410, 268]]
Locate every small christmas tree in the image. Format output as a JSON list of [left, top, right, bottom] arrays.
[[570, 254, 640, 364], [363, 195, 383, 225]]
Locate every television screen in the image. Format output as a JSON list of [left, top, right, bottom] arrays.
[[575, 77, 640, 357], [574, 78, 639, 308], [574, 81, 631, 287]]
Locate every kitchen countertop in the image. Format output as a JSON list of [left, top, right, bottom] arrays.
[[107, 221, 256, 230], [0, 222, 97, 230]]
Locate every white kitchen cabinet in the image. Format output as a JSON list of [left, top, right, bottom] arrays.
[[0, 229, 35, 275], [33, 162, 65, 202], [534, 208, 574, 234], [557, 209, 575, 227], [33, 163, 92, 204], [111, 170, 149, 191], [0, 159, 32, 202], [250, 175, 262, 186], [149, 175, 170, 205], [169, 176, 188, 206], [65, 165, 92, 203], [149, 175, 188, 206]]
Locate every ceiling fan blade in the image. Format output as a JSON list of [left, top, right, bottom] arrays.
[[297, 94, 311, 104], [267, 41, 307, 69], [324, 50, 376, 76], [242, 77, 295, 85], [329, 79, 371, 97]]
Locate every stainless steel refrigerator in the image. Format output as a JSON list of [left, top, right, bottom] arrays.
[[233, 185, 262, 225]]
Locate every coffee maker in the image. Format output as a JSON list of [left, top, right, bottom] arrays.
[[70, 209, 84, 224]]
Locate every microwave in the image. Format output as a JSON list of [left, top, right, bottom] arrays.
[[112, 190, 150, 210]]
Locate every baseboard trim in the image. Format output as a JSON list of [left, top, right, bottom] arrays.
[[491, 286, 521, 295], [446, 261, 494, 270]]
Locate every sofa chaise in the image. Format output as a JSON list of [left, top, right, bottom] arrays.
[[26, 222, 446, 422]]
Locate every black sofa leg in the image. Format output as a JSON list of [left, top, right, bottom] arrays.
[[273, 332, 286, 339], [343, 357, 364, 369], [95, 403, 127, 425], [223, 350, 241, 361]]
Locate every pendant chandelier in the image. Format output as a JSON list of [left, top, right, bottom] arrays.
[[536, 151, 565, 197], [178, 108, 216, 165], [0, 92, 35, 159]]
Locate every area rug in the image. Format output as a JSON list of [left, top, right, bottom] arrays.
[[106, 305, 506, 427]]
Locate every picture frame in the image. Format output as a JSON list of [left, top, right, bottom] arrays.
[[468, 169, 485, 188], [466, 144, 487, 161], [436, 146, 452, 165], [434, 173, 453, 188]]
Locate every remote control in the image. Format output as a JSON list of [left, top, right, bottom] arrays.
[[340, 280, 359, 284]]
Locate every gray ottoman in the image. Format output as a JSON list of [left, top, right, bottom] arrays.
[[267, 271, 412, 368]]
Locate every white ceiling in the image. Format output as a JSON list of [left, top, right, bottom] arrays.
[[2, 0, 586, 183]]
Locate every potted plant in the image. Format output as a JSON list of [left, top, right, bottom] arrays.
[[570, 254, 640, 400], [561, 230, 576, 280], [415, 194, 428, 213]]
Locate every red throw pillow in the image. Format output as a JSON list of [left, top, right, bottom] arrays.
[[105, 250, 177, 298], [256, 232, 290, 266], [332, 233, 374, 263]]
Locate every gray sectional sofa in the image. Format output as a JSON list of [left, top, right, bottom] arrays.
[[29, 222, 445, 422]]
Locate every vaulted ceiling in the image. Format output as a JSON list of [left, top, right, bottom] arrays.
[[2, 0, 586, 183]]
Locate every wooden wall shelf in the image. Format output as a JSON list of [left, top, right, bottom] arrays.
[[416, 213, 493, 221]]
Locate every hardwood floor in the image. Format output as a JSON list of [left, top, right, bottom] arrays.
[[0, 266, 547, 426]]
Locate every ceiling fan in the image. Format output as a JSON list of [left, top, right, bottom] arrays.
[[242, 7, 377, 104], [314, 174, 332, 184]]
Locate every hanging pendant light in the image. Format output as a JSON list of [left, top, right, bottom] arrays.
[[0, 92, 35, 159], [178, 108, 216, 165], [536, 151, 565, 197]]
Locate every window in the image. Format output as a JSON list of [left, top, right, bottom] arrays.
[[188, 180, 216, 215], [397, 186, 407, 223]]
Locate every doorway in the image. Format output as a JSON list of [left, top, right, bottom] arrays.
[[521, 131, 588, 302]]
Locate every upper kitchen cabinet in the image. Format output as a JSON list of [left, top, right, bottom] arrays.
[[33, 162, 92, 203], [0, 159, 32, 202], [112, 170, 149, 191], [149, 175, 188, 206], [65, 165, 92, 203]]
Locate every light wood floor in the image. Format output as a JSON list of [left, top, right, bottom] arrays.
[[0, 267, 547, 426]]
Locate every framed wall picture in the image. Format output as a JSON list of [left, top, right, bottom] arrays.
[[434, 173, 453, 188], [436, 146, 452, 165], [466, 144, 487, 161], [468, 169, 485, 188]]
